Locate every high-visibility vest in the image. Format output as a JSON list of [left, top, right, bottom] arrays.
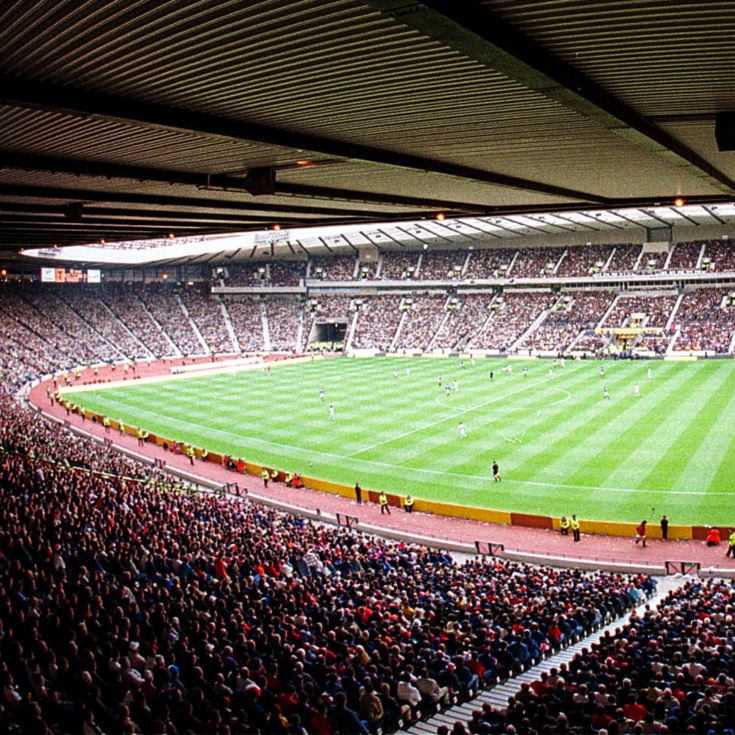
[[404, 497, 414, 509], [560, 517, 569, 529], [571, 519, 580, 530], [379, 493, 388, 506], [730, 532, 735, 545]]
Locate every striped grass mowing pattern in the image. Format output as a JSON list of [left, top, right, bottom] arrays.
[[65, 356, 735, 525]]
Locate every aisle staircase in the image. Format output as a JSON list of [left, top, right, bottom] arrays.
[[396, 575, 686, 735], [176, 295, 210, 354], [136, 293, 181, 356], [221, 300, 241, 353]]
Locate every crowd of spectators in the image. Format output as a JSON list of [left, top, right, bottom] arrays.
[[223, 262, 306, 288], [432, 295, 496, 351], [666, 242, 702, 272], [418, 251, 466, 280], [224, 264, 268, 287], [208, 242, 735, 288], [137, 286, 203, 356], [510, 248, 563, 279], [102, 285, 178, 358], [555, 246, 614, 278], [395, 295, 449, 351], [700, 240, 735, 273], [225, 298, 265, 353], [309, 256, 356, 281], [0, 298, 74, 393], [379, 253, 420, 281], [180, 288, 237, 354], [0, 390, 656, 735], [270, 262, 307, 287], [602, 296, 678, 330], [633, 335, 670, 355], [351, 296, 403, 351], [672, 289, 735, 353], [469, 293, 557, 351], [265, 298, 302, 352], [0, 287, 114, 383], [445, 577, 734, 735], [24, 287, 125, 365], [638, 251, 668, 272], [571, 332, 610, 354], [60, 289, 151, 360], [355, 261, 379, 280], [606, 245, 643, 273], [521, 292, 615, 353], [464, 249, 517, 281]]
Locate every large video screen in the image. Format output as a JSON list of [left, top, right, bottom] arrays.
[[41, 268, 101, 283]]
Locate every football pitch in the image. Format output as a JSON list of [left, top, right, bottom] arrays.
[[64, 356, 735, 525]]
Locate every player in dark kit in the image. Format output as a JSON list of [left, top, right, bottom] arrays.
[[492, 461, 501, 482]]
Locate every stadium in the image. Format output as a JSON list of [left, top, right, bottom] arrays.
[[1, 2, 735, 734]]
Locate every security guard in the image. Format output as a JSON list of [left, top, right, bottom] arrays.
[[571, 515, 581, 542], [727, 529, 735, 558], [379, 491, 390, 515], [404, 495, 415, 513], [560, 516, 570, 536], [261, 468, 270, 487], [103, 416, 111, 434]]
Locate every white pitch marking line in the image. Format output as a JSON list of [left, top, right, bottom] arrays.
[[74, 373, 733, 497], [351, 380, 576, 457]]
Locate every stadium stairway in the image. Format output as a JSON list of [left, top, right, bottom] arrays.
[[395, 575, 687, 735], [176, 294, 210, 354]]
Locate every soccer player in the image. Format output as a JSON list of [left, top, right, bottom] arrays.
[[319, 387, 325, 401], [599, 366, 606, 378], [634, 383, 640, 397], [523, 367, 528, 378], [603, 384, 610, 400], [548, 368, 553, 378], [453, 380, 459, 392], [647, 367, 652, 380], [445, 384, 451, 396], [328, 403, 335, 421], [634, 520, 648, 547], [437, 375, 443, 387], [489, 371, 494, 381], [492, 460, 501, 482], [458, 422, 467, 439]]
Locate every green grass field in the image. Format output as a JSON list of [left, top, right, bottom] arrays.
[[64, 356, 735, 525]]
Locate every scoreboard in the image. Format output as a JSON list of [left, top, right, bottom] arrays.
[[41, 268, 101, 283]]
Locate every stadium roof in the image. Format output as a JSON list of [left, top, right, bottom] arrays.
[[1, 0, 735, 254], [18, 202, 735, 265]]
